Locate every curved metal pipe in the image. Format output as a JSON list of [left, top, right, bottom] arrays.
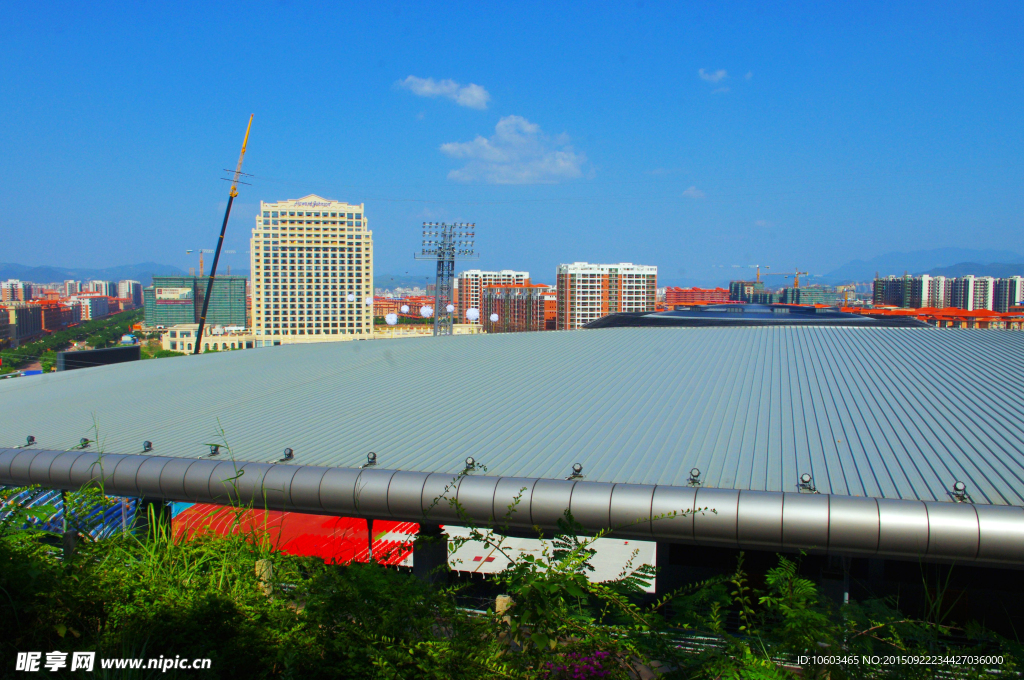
[[3, 448, 1022, 567]]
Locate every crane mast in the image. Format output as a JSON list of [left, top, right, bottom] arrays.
[[194, 115, 253, 354]]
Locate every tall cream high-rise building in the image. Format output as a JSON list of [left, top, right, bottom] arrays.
[[251, 195, 372, 344]]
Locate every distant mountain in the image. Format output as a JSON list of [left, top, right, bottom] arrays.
[[0, 262, 188, 287], [920, 262, 1024, 278], [822, 248, 1024, 284]]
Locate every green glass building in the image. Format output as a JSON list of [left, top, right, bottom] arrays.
[[144, 275, 247, 328]]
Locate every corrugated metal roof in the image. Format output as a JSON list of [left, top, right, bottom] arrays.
[[2, 327, 1023, 505]]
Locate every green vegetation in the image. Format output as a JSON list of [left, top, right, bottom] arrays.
[[0, 309, 143, 374], [0, 481, 1019, 679], [374, 315, 433, 326]]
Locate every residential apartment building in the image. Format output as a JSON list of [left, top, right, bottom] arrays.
[[481, 284, 548, 333], [64, 280, 81, 296], [87, 280, 118, 297], [665, 287, 730, 306], [994, 276, 1024, 313], [908, 275, 949, 308], [118, 280, 143, 307], [948, 276, 976, 311], [456, 270, 530, 324], [36, 301, 75, 332], [778, 285, 840, 306], [729, 280, 766, 303], [3, 303, 44, 346], [556, 262, 657, 330], [972, 276, 996, 311], [1, 280, 28, 302], [873, 274, 912, 307], [251, 195, 372, 344], [70, 294, 110, 321]]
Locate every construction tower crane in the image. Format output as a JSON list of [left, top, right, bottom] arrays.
[[836, 284, 857, 306], [766, 268, 811, 288], [186, 249, 235, 278], [194, 114, 253, 354]]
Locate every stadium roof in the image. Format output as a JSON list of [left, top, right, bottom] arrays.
[[584, 304, 929, 328], [3, 327, 1024, 566], [1, 326, 1021, 504]]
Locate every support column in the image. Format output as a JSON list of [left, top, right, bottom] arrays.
[[655, 542, 685, 602], [414, 523, 448, 584], [136, 498, 172, 540]]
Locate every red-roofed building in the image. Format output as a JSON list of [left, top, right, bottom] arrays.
[[665, 287, 731, 306]]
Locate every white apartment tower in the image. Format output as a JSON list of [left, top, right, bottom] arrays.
[[972, 276, 996, 311], [251, 195, 372, 344], [556, 262, 657, 330], [995, 276, 1024, 313], [457, 270, 530, 324]]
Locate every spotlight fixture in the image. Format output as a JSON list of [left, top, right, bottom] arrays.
[[688, 468, 702, 486], [209, 444, 220, 456], [951, 480, 971, 503], [25, 435, 36, 447], [362, 451, 377, 468], [797, 473, 817, 493], [143, 441, 153, 453], [279, 447, 294, 462], [566, 463, 584, 480], [464, 456, 476, 471], [79, 438, 91, 449]]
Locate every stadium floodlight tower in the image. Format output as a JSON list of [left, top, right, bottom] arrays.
[[414, 222, 478, 336]]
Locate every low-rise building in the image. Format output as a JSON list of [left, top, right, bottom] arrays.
[[665, 287, 730, 305]]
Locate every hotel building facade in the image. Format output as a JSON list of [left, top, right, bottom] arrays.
[[556, 262, 657, 330], [251, 195, 373, 344]]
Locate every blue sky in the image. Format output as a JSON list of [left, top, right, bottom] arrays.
[[1, 1, 1021, 285]]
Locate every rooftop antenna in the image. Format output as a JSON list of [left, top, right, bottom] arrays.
[[194, 114, 253, 354]]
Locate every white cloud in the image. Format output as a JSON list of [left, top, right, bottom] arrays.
[[698, 68, 728, 83], [682, 186, 705, 199], [397, 76, 491, 109], [440, 115, 587, 184], [712, 87, 730, 94], [745, 71, 753, 80], [755, 219, 774, 227]]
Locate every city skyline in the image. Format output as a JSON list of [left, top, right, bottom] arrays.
[[2, 3, 1022, 285]]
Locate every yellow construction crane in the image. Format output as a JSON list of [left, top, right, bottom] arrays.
[[195, 115, 253, 355], [836, 284, 857, 306], [767, 268, 811, 288]]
